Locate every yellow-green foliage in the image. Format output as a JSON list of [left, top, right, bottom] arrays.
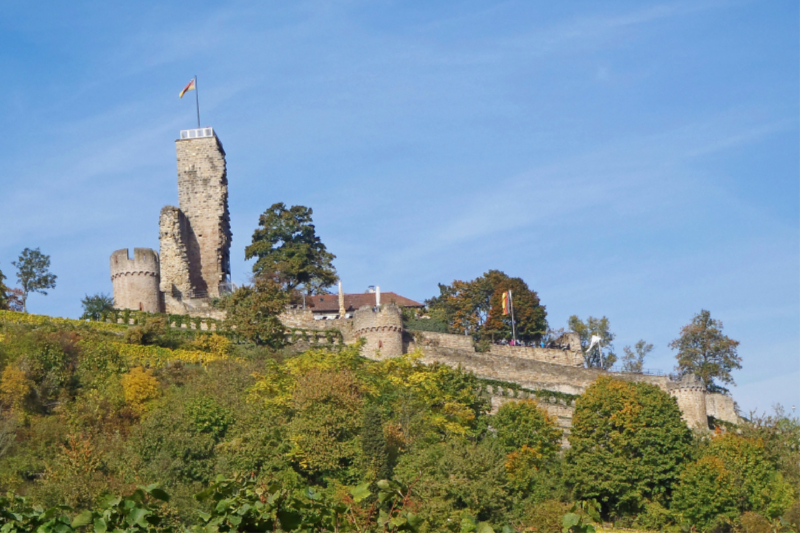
[[0, 365, 31, 412], [0, 310, 126, 333], [672, 432, 796, 530], [120, 366, 160, 412], [191, 333, 232, 356]]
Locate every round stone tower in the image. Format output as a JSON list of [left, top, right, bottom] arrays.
[[352, 303, 403, 360], [668, 373, 708, 430], [110, 248, 162, 313]]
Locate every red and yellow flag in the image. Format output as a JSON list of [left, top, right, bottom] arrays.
[[502, 291, 510, 315], [179, 78, 196, 98]]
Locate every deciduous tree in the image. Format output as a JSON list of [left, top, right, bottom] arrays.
[[568, 315, 616, 369], [565, 377, 693, 517], [0, 268, 9, 311], [80, 292, 115, 321], [620, 340, 653, 373], [669, 309, 741, 393], [426, 270, 547, 342], [222, 274, 289, 346], [245, 203, 338, 294], [12, 247, 57, 313]]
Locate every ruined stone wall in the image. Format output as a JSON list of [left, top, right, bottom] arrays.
[[175, 135, 231, 299], [353, 304, 403, 360], [159, 207, 193, 314], [705, 393, 739, 424], [110, 248, 162, 313]]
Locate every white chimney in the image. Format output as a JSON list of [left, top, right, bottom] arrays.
[[376, 286, 381, 306]]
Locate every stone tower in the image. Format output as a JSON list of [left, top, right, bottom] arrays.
[[353, 303, 404, 360], [110, 248, 162, 312], [159, 127, 232, 314], [668, 373, 708, 430]]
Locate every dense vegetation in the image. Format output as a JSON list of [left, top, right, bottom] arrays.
[[0, 311, 798, 532]]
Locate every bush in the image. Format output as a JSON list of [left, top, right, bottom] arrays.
[[520, 499, 571, 532], [121, 367, 160, 413], [672, 433, 796, 529]]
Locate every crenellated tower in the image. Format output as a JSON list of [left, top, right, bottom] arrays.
[[109, 248, 162, 312]]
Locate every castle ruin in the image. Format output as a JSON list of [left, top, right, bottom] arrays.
[[283, 303, 740, 432], [110, 128, 739, 433], [111, 127, 230, 316]]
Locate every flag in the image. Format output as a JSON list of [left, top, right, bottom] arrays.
[[179, 77, 196, 98], [502, 291, 510, 315], [587, 335, 603, 353]]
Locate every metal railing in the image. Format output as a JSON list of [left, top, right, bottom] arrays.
[[180, 127, 214, 139]]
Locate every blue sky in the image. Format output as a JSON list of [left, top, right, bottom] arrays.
[[1, 1, 797, 414]]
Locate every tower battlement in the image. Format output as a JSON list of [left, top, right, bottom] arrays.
[[109, 248, 161, 313], [110, 128, 231, 316]]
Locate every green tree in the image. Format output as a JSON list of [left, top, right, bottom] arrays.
[[492, 399, 562, 459], [222, 275, 289, 346], [672, 433, 796, 530], [567, 316, 616, 369], [244, 203, 338, 294], [79, 293, 115, 321], [620, 340, 652, 373], [0, 268, 9, 311], [427, 270, 547, 342], [669, 309, 741, 393], [565, 377, 693, 517], [361, 403, 392, 482], [12, 248, 57, 313]]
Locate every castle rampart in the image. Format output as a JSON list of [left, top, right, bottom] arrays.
[[109, 248, 162, 313]]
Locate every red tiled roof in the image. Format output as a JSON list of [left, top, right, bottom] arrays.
[[307, 292, 423, 313]]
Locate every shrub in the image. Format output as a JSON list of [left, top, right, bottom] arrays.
[[121, 367, 160, 413]]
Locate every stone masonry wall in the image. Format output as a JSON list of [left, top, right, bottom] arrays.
[[418, 345, 670, 396], [278, 308, 355, 340], [409, 331, 584, 367], [110, 248, 162, 313], [705, 393, 739, 424], [175, 135, 231, 299], [159, 206, 193, 314], [487, 344, 584, 367]]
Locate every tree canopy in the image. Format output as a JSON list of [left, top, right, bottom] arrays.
[[11, 248, 57, 313], [669, 309, 741, 393], [0, 268, 9, 311], [567, 315, 616, 369], [565, 377, 694, 517], [620, 340, 653, 373], [221, 274, 289, 346], [426, 270, 548, 342], [80, 293, 115, 321], [244, 203, 338, 295]]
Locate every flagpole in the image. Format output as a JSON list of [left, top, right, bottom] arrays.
[[509, 290, 517, 345], [194, 76, 200, 128]]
